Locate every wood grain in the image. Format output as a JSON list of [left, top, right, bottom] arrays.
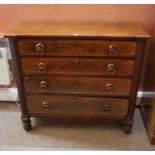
[[5, 22, 150, 38], [24, 76, 131, 96], [21, 57, 135, 77], [26, 95, 129, 118], [6, 22, 149, 132], [17, 39, 137, 57]]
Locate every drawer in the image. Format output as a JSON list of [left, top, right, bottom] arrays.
[[17, 39, 137, 57], [21, 57, 135, 77], [26, 95, 129, 117], [24, 77, 131, 96]]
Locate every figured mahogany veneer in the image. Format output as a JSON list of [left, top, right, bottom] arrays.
[[5, 22, 150, 133], [18, 39, 137, 57], [21, 58, 135, 76], [24, 77, 131, 96], [26, 96, 129, 118]]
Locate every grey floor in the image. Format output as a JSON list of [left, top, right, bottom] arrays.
[[0, 102, 155, 151]]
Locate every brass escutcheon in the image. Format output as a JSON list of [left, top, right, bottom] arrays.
[[108, 45, 117, 55], [40, 81, 47, 90], [106, 83, 113, 91], [36, 43, 45, 55], [42, 102, 49, 110], [107, 63, 115, 73], [103, 104, 111, 112], [38, 63, 46, 72]]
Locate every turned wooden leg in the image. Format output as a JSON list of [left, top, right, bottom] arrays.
[[122, 118, 134, 134], [21, 114, 32, 131]]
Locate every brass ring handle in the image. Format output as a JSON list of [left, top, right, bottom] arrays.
[[42, 102, 49, 110], [106, 83, 113, 91], [108, 45, 117, 55], [103, 104, 111, 112], [36, 43, 45, 55], [40, 81, 47, 90], [38, 63, 46, 72], [107, 63, 115, 73]]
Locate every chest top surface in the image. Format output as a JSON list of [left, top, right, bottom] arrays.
[[5, 22, 150, 39]]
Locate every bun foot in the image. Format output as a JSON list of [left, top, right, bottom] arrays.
[[23, 123, 32, 131], [123, 124, 132, 134], [21, 114, 32, 131], [122, 118, 133, 134]]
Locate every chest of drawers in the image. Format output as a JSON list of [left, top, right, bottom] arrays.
[[6, 22, 150, 133]]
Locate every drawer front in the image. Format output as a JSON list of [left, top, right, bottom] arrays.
[[21, 58, 135, 76], [26, 95, 129, 117], [24, 77, 131, 96], [18, 39, 137, 57]]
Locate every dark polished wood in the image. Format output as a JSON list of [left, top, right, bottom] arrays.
[[26, 95, 129, 118], [5, 22, 150, 133], [21, 57, 135, 77], [24, 76, 131, 96], [17, 39, 137, 57]]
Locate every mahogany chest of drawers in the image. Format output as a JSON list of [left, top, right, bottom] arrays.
[[6, 22, 150, 133]]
